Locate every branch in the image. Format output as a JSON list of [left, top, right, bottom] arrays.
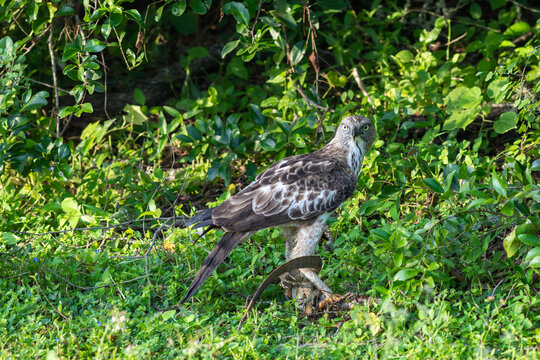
[[14, 216, 187, 236], [48, 27, 61, 138], [351, 67, 373, 106]]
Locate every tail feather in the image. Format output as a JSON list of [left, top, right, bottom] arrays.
[[184, 208, 214, 229], [180, 232, 247, 303]]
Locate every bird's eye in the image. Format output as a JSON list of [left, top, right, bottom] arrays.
[[342, 124, 349, 130], [363, 124, 369, 131]]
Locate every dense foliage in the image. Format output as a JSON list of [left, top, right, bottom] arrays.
[[1, 0, 539, 358]]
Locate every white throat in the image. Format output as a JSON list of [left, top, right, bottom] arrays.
[[347, 138, 365, 176]]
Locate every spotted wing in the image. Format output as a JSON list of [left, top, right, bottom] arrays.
[[212, 154, 357, 232]]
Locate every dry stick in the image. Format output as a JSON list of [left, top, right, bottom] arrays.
[[48, 28, 61, 138], [351, 67, 373, 106], [250, 0, 264, 38], [35, 275, 69, 320], [27, 78, 70, 94], [22, 24, 53, 56], [143, 219, 172, 285], [295, 85, 332, 112], [142, 2, 162, 62], [510, 0, 540, 13], [15, 216, 186, 236], [100, 52, 111, 120], [32, 258, 148, 291], [113, 26, 130, 68]]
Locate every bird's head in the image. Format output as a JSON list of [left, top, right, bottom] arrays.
[[334, 115, 376, 152]]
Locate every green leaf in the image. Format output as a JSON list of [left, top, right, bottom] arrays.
[[62, 43, 81, 62], [101, 19, 112, 39], [443, 108, 480, 131], [123, 104, 148, 125], [84, 39, 106, 52], [503, 229, 520, 258], [493, 111, 517, 134], [22, 91, 49, 111], [270, 9, 296, 29], [80, 102, 93, 113], [59, 106, 76, 118], [261, 138, 276, 151], [470, 2, 482, 19], [444, 86, 482, 110], [2, 232, 19, 245], [327, 70, 347, 88], [443, 86, 483, 130], [504, 22, 531, 38], [124, 9, 143, 24], [0, 36, 14, 61], [518, 234, 540, 247], [527, 256, 540, 268], [190, 0, 207, 15], [188, 46, 209, 62], [110, 12, 122, 26], [248, 104, 265, 125], [186, 125, 202, 141], [133, 88, 146, 105], [56, 5, 75, 16], [491, 172, 507, 197], [161, 310, 176, 322], [290, 41, 306, 65], [524, 247, 540, 262], [531, 159, 540, 172], [223, 2, 250, 26], [423, 178, 444, 193], [486, 78, 510, 103], [488, 0, 505, 10], [171, 1, 187, 17], [221, 40, 240, 58], [61, 197, 79, 214], [394, 50, 414, 63], [394, 269, 419, 281]]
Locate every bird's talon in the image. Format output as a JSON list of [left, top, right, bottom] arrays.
[[318, 293, 345, 310]]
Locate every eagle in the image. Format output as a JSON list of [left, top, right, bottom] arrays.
[[181, 115, 376, 309]]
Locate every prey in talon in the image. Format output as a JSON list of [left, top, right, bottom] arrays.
[[180, 115, 376, 314]]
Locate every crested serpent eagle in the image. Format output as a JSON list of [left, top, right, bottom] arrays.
[[181, 115, 376, 309]]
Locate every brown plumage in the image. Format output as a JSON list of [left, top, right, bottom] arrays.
[[181, 115, 376, 305]]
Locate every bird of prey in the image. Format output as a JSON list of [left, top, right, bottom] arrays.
[[181, 115, 376, 309]]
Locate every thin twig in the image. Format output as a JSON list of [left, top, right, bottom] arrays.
[[100, 52, 111, 120], [14, 216, 186, 236], [32, 259, 148, 291], [48, 28, 61, 138], [250, 0, 264, 39], [113, 26, 130, 68], [295, 85, 332, 112], [27, 78, 70, 94], [351, 67, 372, 105], [22, 24, 53, 56], [35, 275, 69, 320]]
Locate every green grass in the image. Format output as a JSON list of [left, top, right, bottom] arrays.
[[1, 215, 538, 359]]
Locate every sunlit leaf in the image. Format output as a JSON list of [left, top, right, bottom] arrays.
[[493, 111, 517, 134], [394, 269, 419, 281]]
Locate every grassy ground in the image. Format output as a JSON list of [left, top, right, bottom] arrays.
[[1, 197, 539, 359]]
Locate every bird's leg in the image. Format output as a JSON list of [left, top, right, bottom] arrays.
[[279, 217, 337, 311], [322, 225, 335, 252]]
